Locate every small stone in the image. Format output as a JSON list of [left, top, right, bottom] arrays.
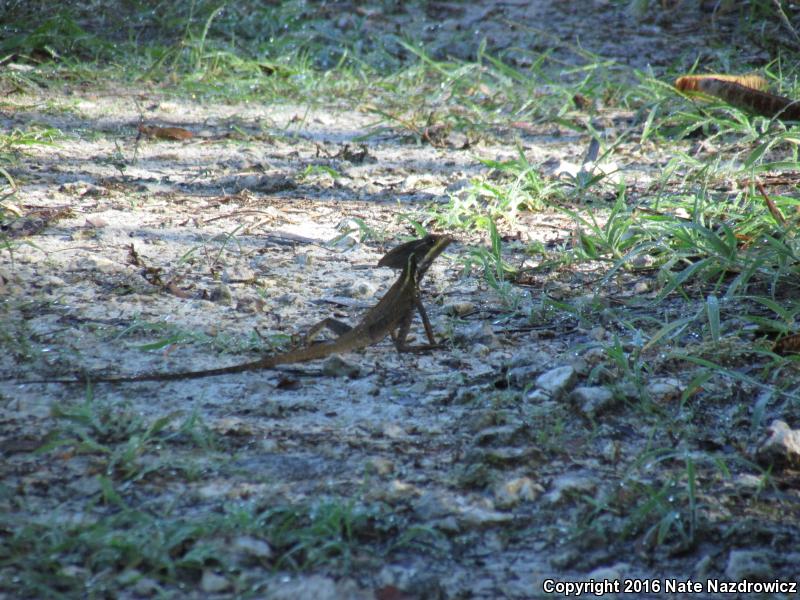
[[435, 515, 460, 533], [214, 417, 257, 436], [569, 356, 589, 376], [367, 457, 394, 476], [601, 440, 621, 463], [535, 365, 576, 400], [481, 446, 537, 465], [408, 381, 428, 394], [209, 284, 232, 305], [507, 364, 540, 388], [222, 265, 257, 282], [646, 377, 682, 402], [40, 275, 66, 290], [60, 565, 89, 578], [293, 253, 312, 267], [132, 577, 161, 596], [388, 480, 418, 499], [588, 326, 606, 341], [587, 563, 627, 585], [455, 321, 500, 348], [346, 279, 378, 298], [582, 346, 606, 366], [756, 420, 800, 468], [265, 575, 370, 600], [508, 349, 551, 369], [454, 387, 479, 404], [724, 549, 773, 581], [201, 570, 230, 593], [526, 388, 550, 402], [458, 505, 513, 528], [413, 492, 450, 521], [443, 301, 475, 316], [84, 216, 108, 228], [472, 342, 491, 356], [236, 295, 266, 313], [321, 355, 361, 378], [330, 234, 358, 249], [275, 292, 302, 306], [693, 554, 713, 579], [69, 254, 118, 273], [117, 568, 142, 585], [376, 426, 408, 444], [494, 476, 542, 508], [233, 535, 273, 560], [346, 378, 379, 396], [474, 424, 526, 446], [544, 472, 597, 505], [570, 386, 617, 417]]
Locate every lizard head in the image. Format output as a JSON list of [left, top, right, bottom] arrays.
[[377, 234, 454, 275]]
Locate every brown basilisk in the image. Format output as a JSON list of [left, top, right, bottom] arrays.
[[25, 234, 453, 384], [308, 233, 446, 346]]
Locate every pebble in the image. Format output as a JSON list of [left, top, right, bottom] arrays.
[[507, 363, 540, 388], [321, 355, 361, 378], [544, 472, 597, 505], [209, 284, 232, 305], [756, 420, 800, 468], [201, 570, 230, 593], [570, 386, 616, 417], [494, 476, 542, 508], [535, 365, 576, 400], [265, 575, 370, 600], [646, 377, 682, 402], [233, 535, 273, 560], [443, 301, 475, 316], [724, 549, 773, 581], [346, 279, 378, 298], [455, 321, 500, 348]]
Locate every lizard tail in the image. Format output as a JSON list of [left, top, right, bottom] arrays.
[[26, 339, 347, 384]]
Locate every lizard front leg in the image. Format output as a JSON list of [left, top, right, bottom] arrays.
[[390, 298, 442, 353]]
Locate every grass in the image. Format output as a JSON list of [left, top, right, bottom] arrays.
[[96, 316, 293, 360], [0, 390, 441, 597], [416, 38, 800, 560], [443, 53, 800, 379], [1, 479, 438, 597], [45, 394, 216, 477], [0, 2, 383, 103]]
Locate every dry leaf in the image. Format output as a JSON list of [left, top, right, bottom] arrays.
[[774, 332, 800, 355], [138, 124, 194, 140]]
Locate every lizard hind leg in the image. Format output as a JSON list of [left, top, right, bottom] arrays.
[[304, 317, 353, 344]]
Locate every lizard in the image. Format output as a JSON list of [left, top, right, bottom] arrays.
[[307, 233, 446, 346], [22, 234, 453, 384]]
